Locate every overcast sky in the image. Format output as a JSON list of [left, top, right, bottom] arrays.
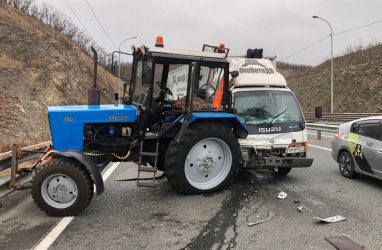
[[36, 0, 382, 65]]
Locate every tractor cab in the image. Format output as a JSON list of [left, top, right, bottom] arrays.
[[127, 42, 234, 140]]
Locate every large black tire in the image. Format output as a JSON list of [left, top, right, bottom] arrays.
[[32, 158, 94, 216], [338, 151, 358, 178], [273, 167, 292, 176], [165, 122, 240, 194]]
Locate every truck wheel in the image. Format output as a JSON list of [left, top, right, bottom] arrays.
[[32, 158, 94, 216], [338, 151, 358, 178], [165, 122, 239, 194], [274, 167, 292, 175]]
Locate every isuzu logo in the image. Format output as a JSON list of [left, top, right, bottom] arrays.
[[259, 127, 282, 133]]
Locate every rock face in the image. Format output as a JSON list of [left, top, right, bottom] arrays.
[[0, 4, 119, 151], [279, 44, 382, 113]]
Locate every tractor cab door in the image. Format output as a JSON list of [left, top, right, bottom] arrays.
[[129, 53, 152, 105]]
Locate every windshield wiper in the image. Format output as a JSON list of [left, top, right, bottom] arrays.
[[268, 109, 288, 125], [243, 105, 267, 124]]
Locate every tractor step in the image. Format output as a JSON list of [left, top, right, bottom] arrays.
[[136, 140, 160, 188], [138, 166, 157, 172]]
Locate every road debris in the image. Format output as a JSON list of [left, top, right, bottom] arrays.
[[314, 215, 346, 223], [246, 207, 274, 227], [277, 191, 287, 199], [297, 204, 312, 213], [293, 200, 301, 203], [325, 235, 365, 250]]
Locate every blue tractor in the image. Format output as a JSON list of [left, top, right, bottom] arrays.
[[31, 41, 247, 216]]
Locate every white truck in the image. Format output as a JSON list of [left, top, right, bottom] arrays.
[[228, 49, 313, 174], [168, 46, 313, 175]]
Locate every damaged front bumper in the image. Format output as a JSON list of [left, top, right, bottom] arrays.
[[245, 155, 314, 169], [241, 147, 313, 169]]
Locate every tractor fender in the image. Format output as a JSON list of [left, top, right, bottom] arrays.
[[181, 112, 248, 139], [50, 151, 104, 195]]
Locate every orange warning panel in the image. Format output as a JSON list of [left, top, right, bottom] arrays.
[[212, 78, 224, 109]]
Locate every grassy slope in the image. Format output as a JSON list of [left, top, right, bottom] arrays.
[[279, 44, 382, 113]]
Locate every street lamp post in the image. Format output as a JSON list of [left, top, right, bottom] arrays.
[[117, 36, 137, 103], [313, 15, 334, 114]]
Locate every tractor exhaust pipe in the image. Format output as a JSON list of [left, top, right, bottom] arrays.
[[88, 46, 100, 105]]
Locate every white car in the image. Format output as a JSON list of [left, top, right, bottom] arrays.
[[331, 116, 382, 180]]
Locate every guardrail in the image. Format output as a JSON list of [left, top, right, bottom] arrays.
[[304, 112, 382, 123], [306, 123, 339, 140], [0, 142, 50, 200]]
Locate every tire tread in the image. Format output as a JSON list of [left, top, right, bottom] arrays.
[[31, 158, 94, 216], [165, 122, 240, 194]]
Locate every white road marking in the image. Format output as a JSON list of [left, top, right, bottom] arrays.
[[309, 144, 332, 152], [101, 162, 120, 181], [33, 162, 120, 250], [307, 132, 334, 138], [33, 217, 74, 250]]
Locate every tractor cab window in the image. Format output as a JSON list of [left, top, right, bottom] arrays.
[[192, 64, 225, 112], [166, 64, 189, 100], [153, 64, 163, 96], [166, 64, 225, 111], [130, 56, 149, 104], [196, 66, 223, 104]]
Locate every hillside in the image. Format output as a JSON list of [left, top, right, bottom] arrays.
[[279, 44, 382, 113], [0, 3, 118, 151]]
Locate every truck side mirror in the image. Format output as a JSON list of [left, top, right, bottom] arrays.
[[230, 70, 239, 78], [315, 106, 322, 119], [142, 65, 153, 87]]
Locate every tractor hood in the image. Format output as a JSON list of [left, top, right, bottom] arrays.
[[48, 104, 137, 151]]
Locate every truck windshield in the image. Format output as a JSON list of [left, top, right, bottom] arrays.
[[234, 90, 304, 125]]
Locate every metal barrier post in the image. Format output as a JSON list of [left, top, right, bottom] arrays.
[[317, 130, 322, 140], [9, 144, 18, 189]]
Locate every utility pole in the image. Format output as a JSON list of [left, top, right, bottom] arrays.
[[313, 15, 334, 113]]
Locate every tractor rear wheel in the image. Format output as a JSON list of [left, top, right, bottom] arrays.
[[32, 158, 94, 216], [165, 122, 240, 194]]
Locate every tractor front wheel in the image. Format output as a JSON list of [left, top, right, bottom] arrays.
[[165, 122, 239, 194], [32, 158, 94, 216]]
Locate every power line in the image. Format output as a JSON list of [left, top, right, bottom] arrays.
[[64, 0, 88, 32], [282, 18, 382, 61], [281, 35, 329, 60], [334, 19, 382, 36], [84, 0, 117, 49]]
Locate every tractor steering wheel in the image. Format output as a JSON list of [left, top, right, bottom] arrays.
[[156, 81, 173, 96]]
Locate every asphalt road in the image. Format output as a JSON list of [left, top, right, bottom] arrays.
[[1, 134, 382, 250]]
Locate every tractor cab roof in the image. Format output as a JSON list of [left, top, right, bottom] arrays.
[[143, 46, 229, 64]]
